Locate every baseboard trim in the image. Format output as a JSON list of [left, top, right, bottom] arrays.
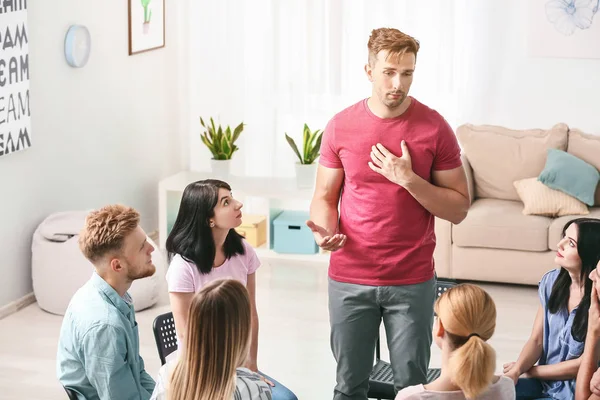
[[0, 292, 36, 320]]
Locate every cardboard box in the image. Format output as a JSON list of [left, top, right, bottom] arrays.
[[235, 215, 267, 248]]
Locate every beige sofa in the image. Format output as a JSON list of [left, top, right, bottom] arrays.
[[434, 123, 600, 286]]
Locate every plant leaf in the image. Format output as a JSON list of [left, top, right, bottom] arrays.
[[225, 126, 232, 141], [285, 133, 303, 164], [306, 131, 323, 164], [208, 128, 216, 146], [210, 117, 217, 140], [309, 129, 320, 148], [201, 134, 217, 157], [201, 132, 213, 146], [221, 134, 232, 158], [302, 124, 310, 162], [207, 119, 216, 141], [212, 125, 221, 153], [202, 117, 214, 140], [232, 122, 244, 143], [200, 133, 212, 148], [306, 128, 318, 161]]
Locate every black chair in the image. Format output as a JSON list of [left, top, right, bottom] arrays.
[[63, 386, 80, 400], [153, 311, 179, 365], [367, 279, 458, 399]]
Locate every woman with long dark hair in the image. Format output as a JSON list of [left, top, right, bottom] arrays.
[[165, 179, 297, 400], [504, 217, 600, 399]]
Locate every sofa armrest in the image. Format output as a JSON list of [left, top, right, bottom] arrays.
[[434, 217, 452, 279], [461, 153, 475, 204]]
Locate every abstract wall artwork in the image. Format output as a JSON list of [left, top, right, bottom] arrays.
[[528, 0, 600, 59], [129, 0, 165, 55]]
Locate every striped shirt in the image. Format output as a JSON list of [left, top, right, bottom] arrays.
[[150, 362, 271, 400]]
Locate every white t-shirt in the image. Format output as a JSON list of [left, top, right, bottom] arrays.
[[166, 239, 260, 292], [395, 376, 515, 400]]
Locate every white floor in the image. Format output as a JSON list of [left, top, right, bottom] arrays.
[[0, 257, 539, 400]]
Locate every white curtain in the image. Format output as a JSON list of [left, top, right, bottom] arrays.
[[188, 0, 600, 178], [189, 0, 461, 177]]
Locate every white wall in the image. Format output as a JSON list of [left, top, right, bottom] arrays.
[[452, 0, 600, 134], [0, 1, 189, 308]]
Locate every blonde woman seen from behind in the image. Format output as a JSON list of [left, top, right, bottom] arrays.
[[396, 284, 514, 399], [150, 279, 271, 400]]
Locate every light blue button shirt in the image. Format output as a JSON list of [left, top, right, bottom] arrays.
[[539, 268, 585, 400], [57, 272, 155, 400]]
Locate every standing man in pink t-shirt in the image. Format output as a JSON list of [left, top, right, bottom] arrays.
[[307, 28, 470, 399]]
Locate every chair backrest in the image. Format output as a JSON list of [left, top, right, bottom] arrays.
[[434, 279, 457, 316], [153, 311, 179, 365], [63, 386, 80, 400]]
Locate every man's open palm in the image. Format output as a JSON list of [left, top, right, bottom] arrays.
[[306, 220, 346, 251]]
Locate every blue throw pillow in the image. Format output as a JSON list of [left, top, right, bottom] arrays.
[[538, 148, 600, 206]]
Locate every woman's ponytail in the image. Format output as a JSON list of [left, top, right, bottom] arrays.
[[435, 284, 497, 399], [448, 335, 496, 399]]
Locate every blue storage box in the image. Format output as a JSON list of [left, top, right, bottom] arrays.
[[272, 210, 319, 254]]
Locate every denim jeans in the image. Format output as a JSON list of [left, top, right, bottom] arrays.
[[261, 372, 298, 400], [515, 378, 553, 400]]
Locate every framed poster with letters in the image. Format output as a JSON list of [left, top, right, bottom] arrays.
[[0, 0, 31, 157]]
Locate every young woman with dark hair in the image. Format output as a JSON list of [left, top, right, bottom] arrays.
[[165, 179, 297, 400], [504, 218, 600, 400]]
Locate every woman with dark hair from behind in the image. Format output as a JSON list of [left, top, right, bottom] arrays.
[[395, 284, 514, 399], [504, 217, 600, 399], [165, 179, 297, 400], [150, 279, 271, 400]]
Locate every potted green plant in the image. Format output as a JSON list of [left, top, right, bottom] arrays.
[[285, 124, 323, 188], [200, 117, 244, 178]]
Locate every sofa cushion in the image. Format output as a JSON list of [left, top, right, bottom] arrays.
[[452, 246, 557, 286], [453, 198, 552, 252], [456, 123, 568, 201], [513, 177, 589, 217], [568, 129, 600, 206], [538, 149, 599, 206], [548, 207, 600, 251]]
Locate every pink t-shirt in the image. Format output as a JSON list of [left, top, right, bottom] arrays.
[[319, 97, 462, 286], [166, 240, 260, 292]]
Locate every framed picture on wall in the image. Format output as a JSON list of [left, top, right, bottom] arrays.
[[128, 0, 165, 55]]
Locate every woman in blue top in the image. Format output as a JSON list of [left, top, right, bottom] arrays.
[[504, 217, 600, 400]]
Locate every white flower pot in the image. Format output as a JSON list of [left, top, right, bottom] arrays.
[[295, 163, 317, 189], [210, 159, 231, 180]]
